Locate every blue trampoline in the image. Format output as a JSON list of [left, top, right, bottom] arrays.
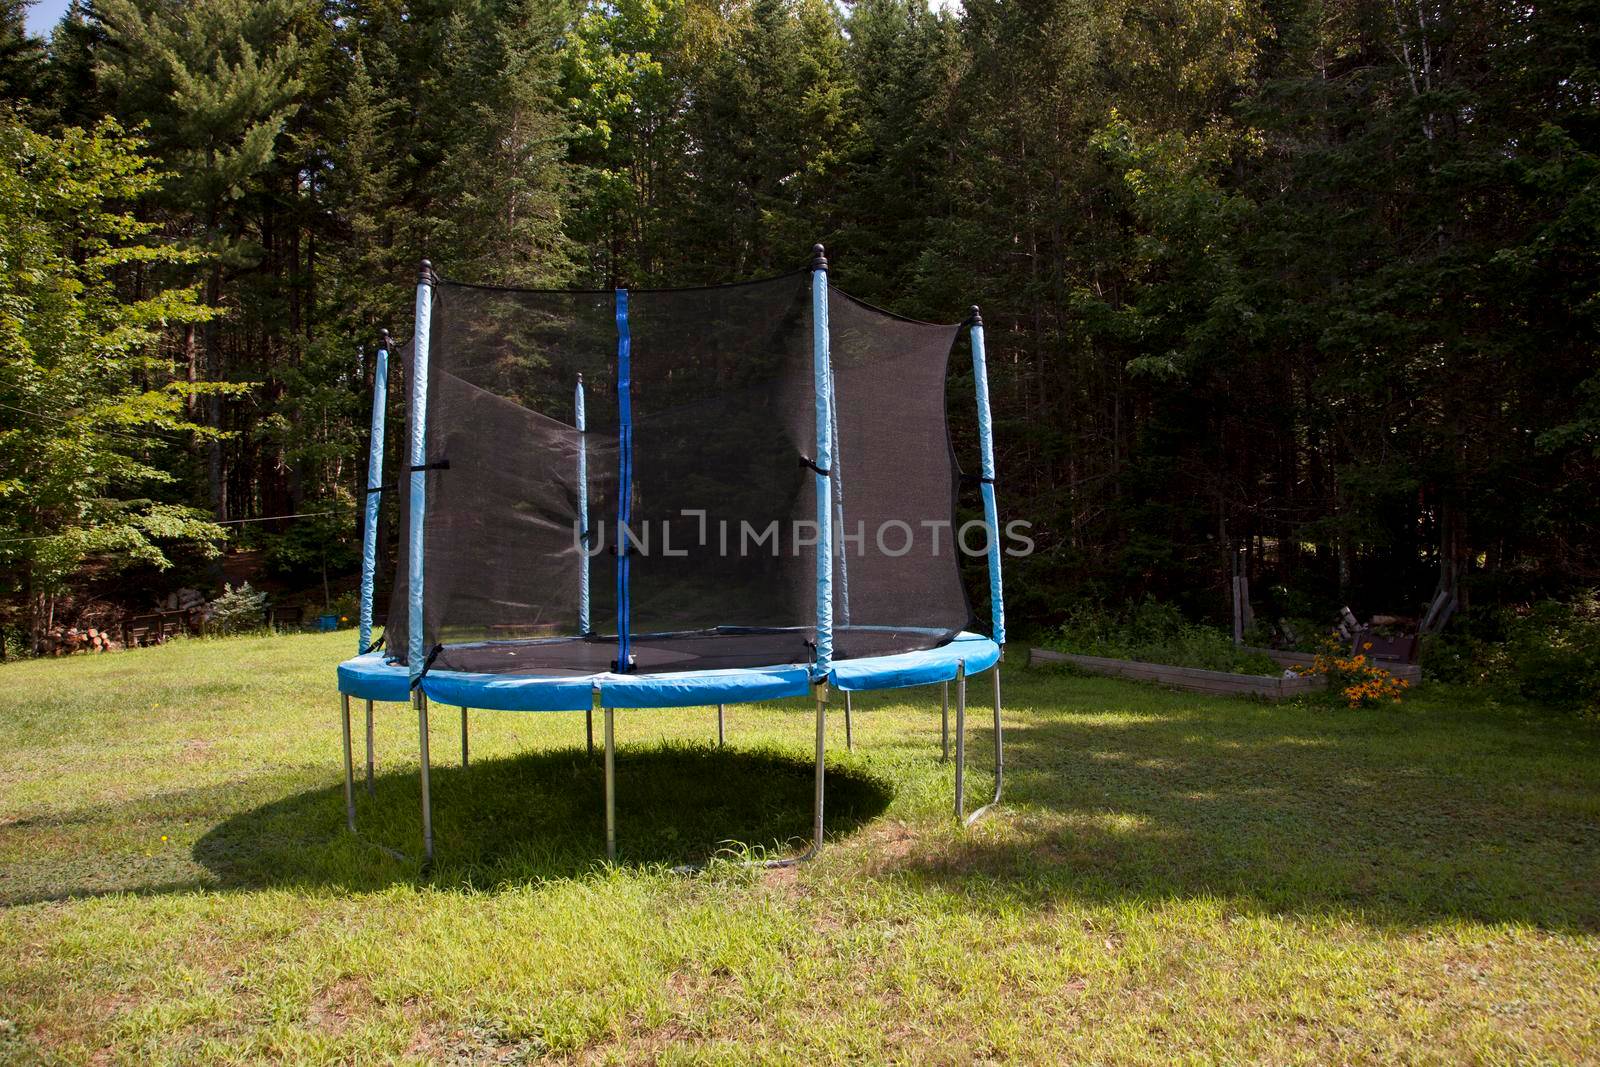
[[336, 246, 1006, 865]]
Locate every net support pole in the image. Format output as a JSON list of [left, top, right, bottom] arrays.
[[407, 261, 434, 684], [969, 306, 1005, 647], [827, 360, 850, 627], [965, 307, 1005, 826], [576, 374, 590, 636], [802, 242, 835, 867], [615, 290, 634, 672], [410, 261, 435, 866], [359, 332, 391, 655], [811, 245, 835, 680]]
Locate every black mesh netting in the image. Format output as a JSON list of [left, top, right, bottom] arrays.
[[385, 272, 972, 676]]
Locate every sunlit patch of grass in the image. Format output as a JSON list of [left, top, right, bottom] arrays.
[[2, 632, 1599, 1062]]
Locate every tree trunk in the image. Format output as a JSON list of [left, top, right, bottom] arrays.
[[205, 262, 225, 521], [183, 324, 198, 415]]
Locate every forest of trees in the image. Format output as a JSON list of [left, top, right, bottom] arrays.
[[1, 0, 1596, 647]]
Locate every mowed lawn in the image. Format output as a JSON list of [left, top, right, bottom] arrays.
[[2, 632, 1599, 1064]]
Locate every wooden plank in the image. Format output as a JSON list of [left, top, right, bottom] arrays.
[[1241, 646, 1422, 686], [1243, 646, 1317, 667], [1027, 648, 1327, 701], [1062, 653, 1273, 685]]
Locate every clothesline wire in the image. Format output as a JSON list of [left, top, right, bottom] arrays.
[[0, 510, 339, 546]]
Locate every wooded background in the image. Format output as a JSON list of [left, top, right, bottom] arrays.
[[2, 0, 1596, 644]]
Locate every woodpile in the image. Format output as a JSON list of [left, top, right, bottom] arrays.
[[162, 589, 206, 613], [31, 589, 207, 656], [38, 626, 119, 656]]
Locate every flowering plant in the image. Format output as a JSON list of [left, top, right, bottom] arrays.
[[1294, 638, 1409, 707]]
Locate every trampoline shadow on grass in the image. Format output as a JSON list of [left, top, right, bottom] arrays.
[[194, 744, 893, 890]]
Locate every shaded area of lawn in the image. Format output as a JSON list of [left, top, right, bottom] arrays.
[[195, 744, 894, 890]]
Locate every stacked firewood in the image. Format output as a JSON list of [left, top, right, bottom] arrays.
[[38, 626, 120, 656], [162, 589, 207, 613]]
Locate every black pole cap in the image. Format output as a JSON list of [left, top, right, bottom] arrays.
[[968, 305, 983, 326], [380, 327, 392, 348], [811, 243, 828, 271], [418, 258, 433, 285]]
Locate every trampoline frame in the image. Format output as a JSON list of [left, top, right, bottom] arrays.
[[337, 246, 1007, 866], [338, 657, 1003, 865]]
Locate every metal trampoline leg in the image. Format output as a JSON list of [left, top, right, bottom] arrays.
[[811, 687, 826, 856], [340, 694, 356, 833], [954, 665, 966, 820], [586, 707, 594, 757], [604, 707, 616, 862], [364, 699, 375, 794], [717, 703, 725, 747], [941, 682, 950, 762], [417, 691, 434, 864], [460, 706, 469, 767], [844, 690, 853, 751], [963, 664, 1004, 827]]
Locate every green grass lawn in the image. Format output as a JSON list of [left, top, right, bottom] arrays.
[[2, 631, 1599, 1063]]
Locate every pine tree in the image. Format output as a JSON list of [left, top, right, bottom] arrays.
[[42, 1, 106, 130], [0, 0, 47, 115], [833, 0, 960, 308], [562, 0, 691, 285], [429, 0, 574, 286], [95, 0, 308, 519], [674, 0, 853, 278]]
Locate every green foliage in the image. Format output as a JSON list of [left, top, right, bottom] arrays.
[[0, 1, 47, 116], [94, 0, 305, 221], [1506, 596, 1600, 712], [324, 590, 357, 628], [206, 581, 266, 635], [1422, 594, 1600, 714], [0, 114, 223, 619], [1050, 598, 1280, 675], [3, 0, 1599, 649], [259, 493, 358, 587]]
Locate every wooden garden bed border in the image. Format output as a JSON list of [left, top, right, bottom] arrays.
[[1027, 648, 1326, 701], [1238, 645, 1423, 686]]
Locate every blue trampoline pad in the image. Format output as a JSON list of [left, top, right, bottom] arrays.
[[336, 632, 1000, 710], [827, 631, 1000, 692], [336, 652, 411, 703]]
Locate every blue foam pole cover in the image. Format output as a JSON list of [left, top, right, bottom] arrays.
[[359, 342, 389, 653], [811, 266, 834, 677], [615, 290, 633, 669], [407, 274, 433, 679], [576, 376, 589, 635], [970, 318, 1005, 645], [827, 358, 850, 627]]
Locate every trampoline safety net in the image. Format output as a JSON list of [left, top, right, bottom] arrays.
[[385, 271, 973, 677]]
